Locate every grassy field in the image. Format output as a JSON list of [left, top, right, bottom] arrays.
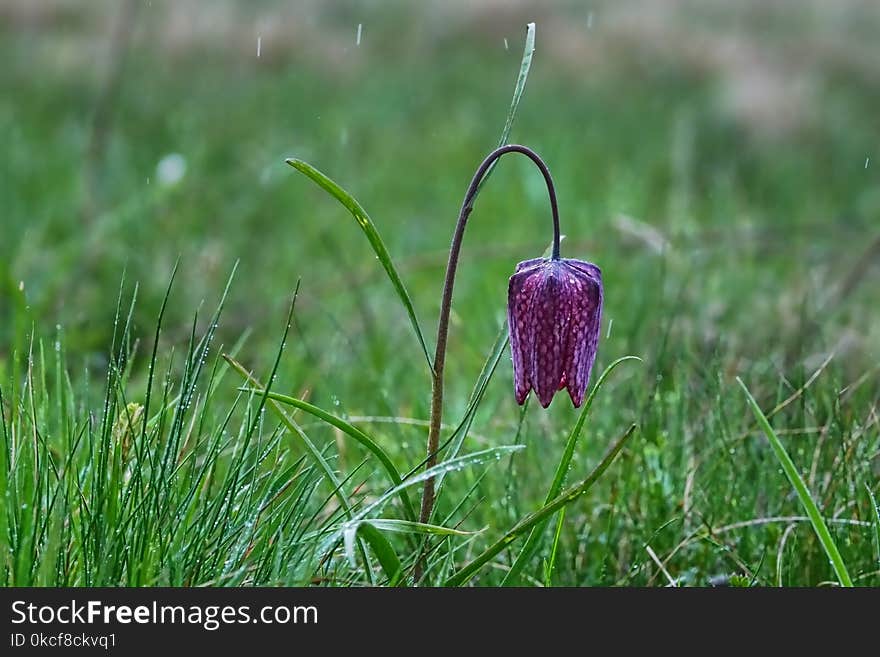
[[2, 0, 879, 586]]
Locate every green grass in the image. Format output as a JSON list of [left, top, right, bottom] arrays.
[[2, 2, 880, 586], [739, 377, 853, 587]]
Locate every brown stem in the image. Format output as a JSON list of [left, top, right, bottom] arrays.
[[415, 145, 560, 578]]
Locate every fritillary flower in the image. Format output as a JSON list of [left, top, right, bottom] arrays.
[[508, 257, 603, 408]]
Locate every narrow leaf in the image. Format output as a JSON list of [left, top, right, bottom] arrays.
[[738, 377, 853, 587], [323, 445, 524, 555], [223, 353, 353, 517], [250, 387, 416, 522], [498, 22, 535, 148], [365, 519, 481, 537], [503, 356, 641, 585], [477, 22, 536, 194], [446, 423, 636, 587], [344, 521, 403, 583], [543, 506, 565, 587], [866, 484, 880, 570], [285, 157, 432, 371], [342, 519, 477, 583]]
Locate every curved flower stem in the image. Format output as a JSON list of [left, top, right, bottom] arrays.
[[416, 145, 561, 564]]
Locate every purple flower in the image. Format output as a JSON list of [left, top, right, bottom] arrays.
[[507, 257, 603, 408]]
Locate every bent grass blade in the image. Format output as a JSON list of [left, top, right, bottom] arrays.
[[344, 521, 403, 582], [343, 518, 482, 581], [323, 445, 524, 556], [248, 386, 417, 522]]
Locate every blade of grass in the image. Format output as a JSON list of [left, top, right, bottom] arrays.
[[343, 521, 402, 581], [223, 356, 350, 515], [446, 423, 637, 587], [321, 445, 524, 554], [477, 22, 536, 193], [355, 445, 523, 524], [284, 157, 432, 372], [865, 484, 880, 570], [365, 518, 481, 537], [499, 22, 535, 147], [543, 506, 565, 587], [224, 292, 383, 581], [737, 377, 853, 587], [343, 517, 482, 582], [249, 387, 416, 522], [502, 355, 641, 585], [343, 518, 480, 574]]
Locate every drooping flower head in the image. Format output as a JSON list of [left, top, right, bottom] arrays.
[[508, 257, 603, 408]]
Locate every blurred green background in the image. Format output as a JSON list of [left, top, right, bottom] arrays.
[[2, 0, 879, 585]]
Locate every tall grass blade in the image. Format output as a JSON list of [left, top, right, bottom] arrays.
[[364, 518, 480, 537], [498, 22, 535, 149], [737, 377, 853, 587], [865, 484, 879, 569], [473, 22, 536, 197], [543, 507, 565, 587]]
